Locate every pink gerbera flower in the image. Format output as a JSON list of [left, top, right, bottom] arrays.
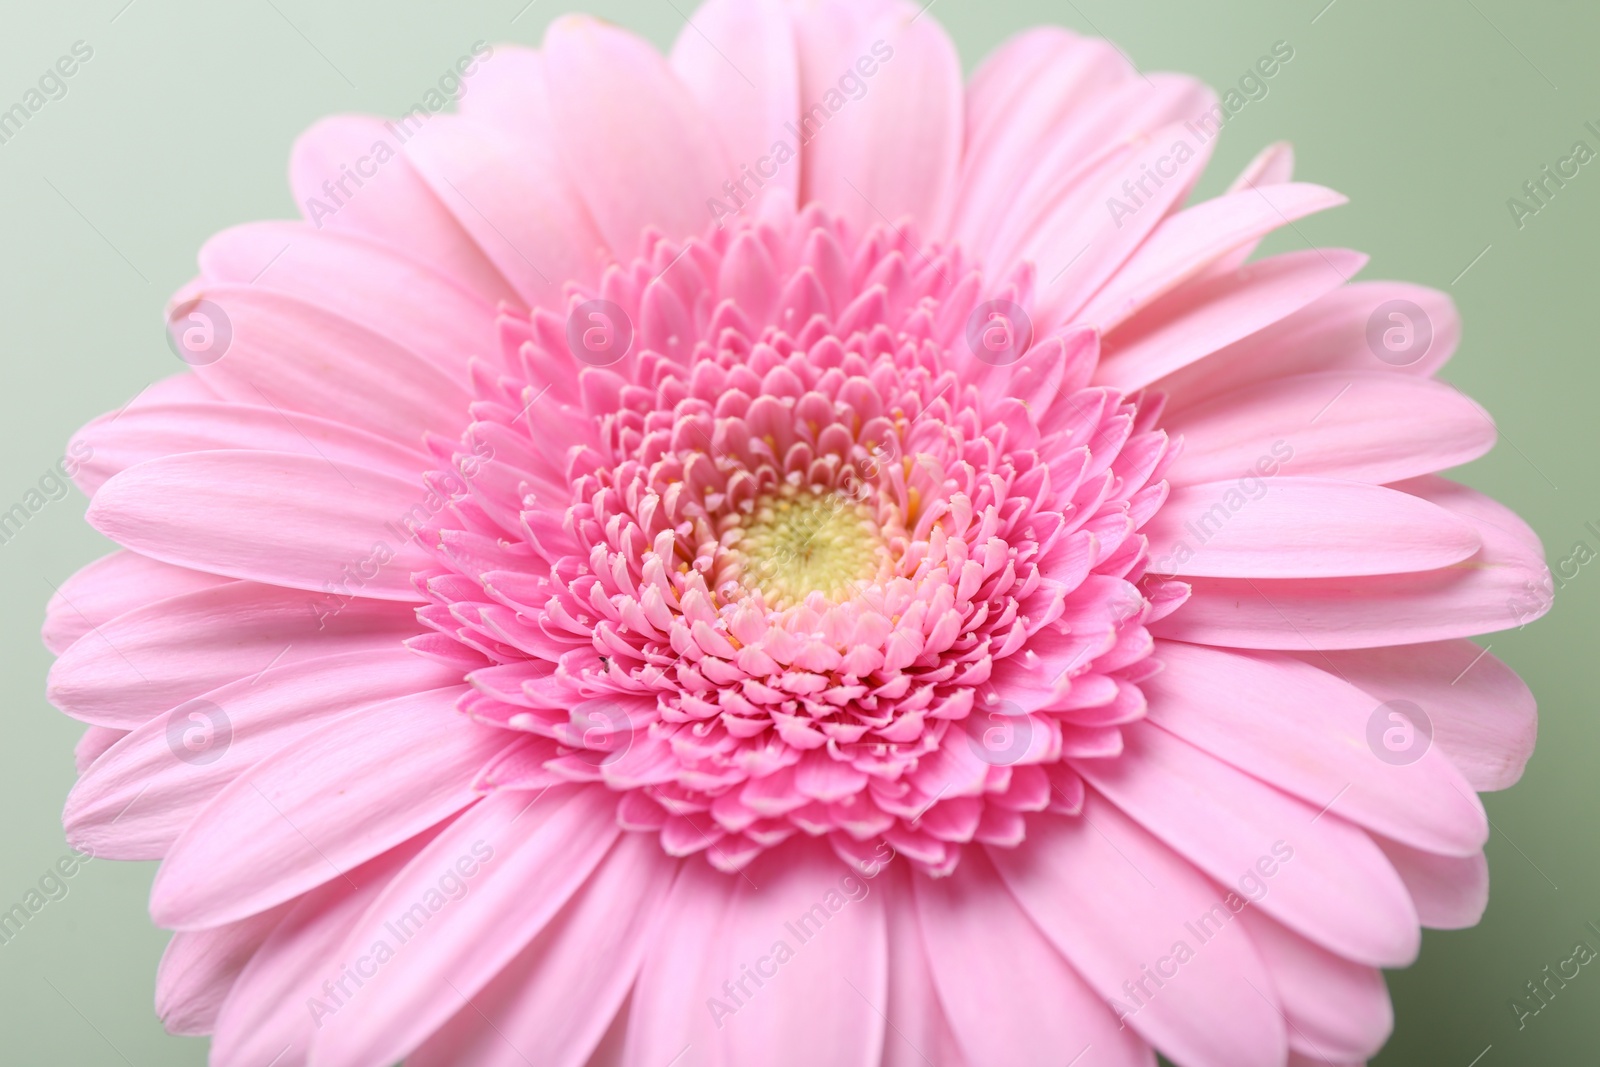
[[47, 2, 1550, 1065]]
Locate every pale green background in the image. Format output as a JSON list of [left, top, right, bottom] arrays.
[[0, 0, 1594, 1063]]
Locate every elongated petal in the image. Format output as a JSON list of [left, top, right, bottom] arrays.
[[914, 848, 1154, 1066], [88, 452, 434, 600], [1145, 479, 1480, 579], [989, 796, 1287, 1067], [47, 582, 419, 727], [1142, 641, 1488, 857], [151, 687, 502, 928]]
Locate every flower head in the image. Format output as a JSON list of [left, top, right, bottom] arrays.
[[48, 3, 1549, 1066]]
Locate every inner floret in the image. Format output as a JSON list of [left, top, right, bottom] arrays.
[[721, 487, 892, 608]]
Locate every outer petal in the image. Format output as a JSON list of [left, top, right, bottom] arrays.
[[72, 401, 426, 496], [1237, 908, 1393, 1063], [1153, 478, 1550, 648], [1075, 183, 1348, 331], [405, 110, 611, 309], [1286, 639, 1536, 791], [542, 15, 733, 249], [1095, 250, 1365, 392], [309, 787, 620, 1067], [1142, 641, 1488, 857], [913, 848, 1154, 1066], [408, 832, 678, 1067], [209, 832, 439, 1067], [196, 220, 497, 379], [150, 686, 502, 928], [1374, 836, 1490, 929], [88, 452, 434, 601], [1161, 372, 1496, 487], [988, 795, 1287, 1067], [289, 114, 518, 305], [952, 28, 1134, 247], [1145, 479, 1481, 579], [43, 550, 227, 655], [46, 582, 419, 728], [671, 0, 800, 211], [879, 863, 968, 1067], [793, 0, 962, 236], [63, 649, 460, 860], [155, 904, 292, 1036], [1078, 721, 1419, 967], [1156, 281, 1460, 410]]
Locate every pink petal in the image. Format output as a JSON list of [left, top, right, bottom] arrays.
[[1145, 478, 1481, 579], [913, 848, 1154, 1066], [1076, 183, 1348, 331], [952, 28, 1134, 247], [670, 0, 800, 211], [409, 832, 678, 1067], [1095, 249, 1364, 391], [209, 833, 437, 1067], [1161, 372, 1496, 487], [88, 451, 434, 600], [405, 110, 610, 309], [542, 15, 732, 249], [155, 904, 292, 1036], [1237, 907, 1392, 1063], [1374, 836, 1489, 929], [988, 795, 1287, 1067], [620, 857, 738, 1067], [879, 864, 969, 1067], [289, 114, 517, 305], [197, 220, 497, 379], [44, 550, 227, 655], [180, 284, 470, 443], [1152, 477, 1549, 649], [72, 401, 426, 496], [64, 649, 460, 860], [1287, 640, 1536, 791], [1157, 281, 1459, 410], [1142, 641, 1488, 857], [1025, 116, 1220, 331], [1078, 721, 1418, 967], [310, 787, 620, 1067], [47, 582, 419, 728], [794, 1, 963, 236], [151, 686, 501, 928]]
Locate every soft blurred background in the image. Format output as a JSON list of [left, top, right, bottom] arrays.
[[0, 0, 1593, 1062]]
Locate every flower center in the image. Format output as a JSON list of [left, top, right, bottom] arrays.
[[723, 488, 888, 608]]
